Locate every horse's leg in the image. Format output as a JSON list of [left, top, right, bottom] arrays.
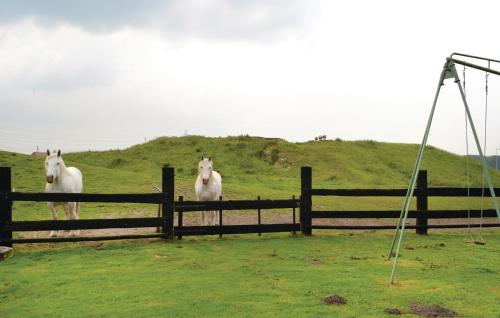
[[63, 204, 71, 233], [208, 211, 213, 226], [211, 211, 217, 226], [48, 202, 58, 237], [75, 202, 81, 236], [201, 211, 206, 226], [68, 202, 78, 236], [63, 204, 70, 219]]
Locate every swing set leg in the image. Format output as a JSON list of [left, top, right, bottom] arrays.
[[388, 62, 449, 284], [388, 56, 500, 284]]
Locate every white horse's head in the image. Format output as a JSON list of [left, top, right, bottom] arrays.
[[198, 156, 213, 185], [45, 149, 63, 184]]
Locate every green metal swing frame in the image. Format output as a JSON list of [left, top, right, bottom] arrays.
[[388, 53, 500, 284]]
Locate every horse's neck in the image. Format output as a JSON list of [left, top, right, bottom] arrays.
[[58, 159, 70, 178]]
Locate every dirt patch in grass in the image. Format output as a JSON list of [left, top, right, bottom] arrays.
[[323, 294, 347, 305], [16, 211, 499, 240], [350, 256, 368, 260], [384, 308, 402, 315], [410, 304, 459, 317], [310, 258, 321, 265], [88, 242, 105, 250]]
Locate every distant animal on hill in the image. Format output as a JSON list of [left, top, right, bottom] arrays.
[[314, 135, 327, 141], [45, 150, 83, 237], [195, 156, 222, 226]]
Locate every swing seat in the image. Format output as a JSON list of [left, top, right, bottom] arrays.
[[464, 239, 486, 245]]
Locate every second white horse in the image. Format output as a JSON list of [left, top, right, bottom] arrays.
[[195, 156, 222, 226]]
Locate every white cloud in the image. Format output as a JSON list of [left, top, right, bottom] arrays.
[[0, 0, 499, 156], [0, 0, 309, 41]]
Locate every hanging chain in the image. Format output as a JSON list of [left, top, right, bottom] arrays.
[[463, 65, 466, 96], [486, 61, 489, 95], [478, 62, 490, 241], [462, 65, 473, 239]]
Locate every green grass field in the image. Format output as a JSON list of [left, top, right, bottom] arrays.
[[1, 231, 499, 317], [1, 136, 499, 317]]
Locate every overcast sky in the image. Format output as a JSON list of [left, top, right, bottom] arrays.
[[1, 0, 499, 155]]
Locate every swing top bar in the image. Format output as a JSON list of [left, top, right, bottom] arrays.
[[448, 53, 500, 77], [450, 52, 500, 64]]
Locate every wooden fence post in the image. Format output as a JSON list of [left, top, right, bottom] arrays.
[[292, 194, 296, 235], [177, 196, 183, 240], [0, 167, 13, 247], [416, 170, 428, 235], [219, 195, 223, 238], [257, 195, 261, 236], [162, 165, 175, 239], [300, 166, 312, 235]]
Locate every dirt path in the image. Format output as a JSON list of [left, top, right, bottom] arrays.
[[18, 211, 499, 239]]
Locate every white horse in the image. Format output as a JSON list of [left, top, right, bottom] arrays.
[[45, 150, 83, 237], [195, 156, 222, 226]]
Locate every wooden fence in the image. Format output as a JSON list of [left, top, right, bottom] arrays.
[[299, 166, 500, 235], [0, 166, 298, 247], [0, 165, 499, 246], [175, 196, 298, 238], [0, 166, 174, 246]]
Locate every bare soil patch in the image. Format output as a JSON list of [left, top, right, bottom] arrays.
[[323, 294, 347, 305], [410, 304, 459, 318], [384, 308, 402, 315]]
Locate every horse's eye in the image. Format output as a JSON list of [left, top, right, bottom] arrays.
[[57, 163, 60, 165]]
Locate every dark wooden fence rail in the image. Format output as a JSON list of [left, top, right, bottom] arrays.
[[308, 187, 500, 197], [174, 199, 298, 212], [299, 166, 500, 235], [9, 192, 167, 203]]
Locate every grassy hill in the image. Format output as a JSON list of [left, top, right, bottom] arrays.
[[470, 155, 500, 171], [1, 135, 499, 220]]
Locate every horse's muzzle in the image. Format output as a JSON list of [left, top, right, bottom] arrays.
[[202, 178, 209, 185], [46, 175, 54, 183]]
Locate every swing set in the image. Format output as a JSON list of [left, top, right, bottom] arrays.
[[388, 53, 500, 284]]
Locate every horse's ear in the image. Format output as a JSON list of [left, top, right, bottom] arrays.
[[57, 150, 61, 157], [46, 149, 50, 156], [208, 156, 211, 162], [200, 155, 204, 161]]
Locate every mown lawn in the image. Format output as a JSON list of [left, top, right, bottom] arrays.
[[1, 230, 499, 317]]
